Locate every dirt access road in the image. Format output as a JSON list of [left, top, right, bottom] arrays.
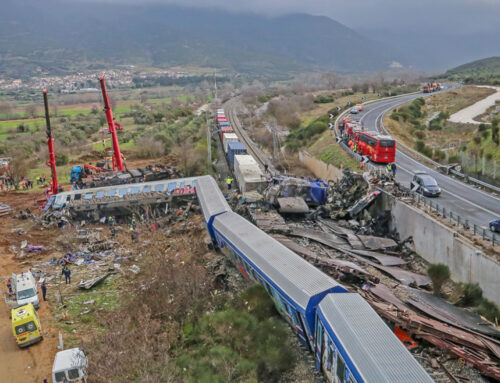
[[448, 85, 500, 124], [0, 191, 59, 382]]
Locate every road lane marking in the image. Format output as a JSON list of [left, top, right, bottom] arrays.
[[396, 162, 500, 217]]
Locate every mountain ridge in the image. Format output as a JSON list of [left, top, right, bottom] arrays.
[[0, 0, 403, 77]]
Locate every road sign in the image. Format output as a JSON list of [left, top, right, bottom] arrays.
[[362, 96, 366, 100], [362, 156, 369, 164], [347, 101, 351, 106], [378, 93, 381, 97], [337, 106, 342, 111], [388, 90, 392, 96], [329, 113, 334, 119], [328, 123, 334, 130]]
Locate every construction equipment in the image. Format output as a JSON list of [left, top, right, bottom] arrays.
[[43, 89, 59, 197], [99, 76, 124, 172], [70, 164, 107, 184]]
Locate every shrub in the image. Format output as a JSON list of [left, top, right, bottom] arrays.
[[456, 283, 482, 307], [478, 123, 488, 132], [448, 154, 460, 163], [481, 130, 490, 139], [473, 135, 482, 144], [415, 140, 425, 152], [432, 149, 445, 162], [55, 153, 68, 166], [428, 119, 442, 131], [414, 131, 426, 140], [422, 145, 433, 158], [132, 136, 165, 159], [314, 94, 334, 104], [427, 264, 450, 295], [475, 298, 500, 323]]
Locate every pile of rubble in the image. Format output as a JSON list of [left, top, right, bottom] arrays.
[[244, 169, 500, 381]]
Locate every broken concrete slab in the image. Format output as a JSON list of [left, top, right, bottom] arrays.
[[372, 264, 431, 287], [277, 197, 309, 214]]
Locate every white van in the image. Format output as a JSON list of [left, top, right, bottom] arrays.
[[14, 271, 40, 310], [52, 348, 88, 383]]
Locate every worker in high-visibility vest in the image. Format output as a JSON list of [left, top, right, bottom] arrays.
[[387, 163, 393, 176], [226, 177, 233, 190]]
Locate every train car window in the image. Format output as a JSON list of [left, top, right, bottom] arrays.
[[74, 194, 82, 200], [131, 187, 140, 194], [106, 189, 117, 197], [336, 354, 346, 382], [119, 189, 128, 196], [143, 186, 151, 193], [96, 191, 105, 198], [84, 193, 93, 200], [154, 184, 165, 192]]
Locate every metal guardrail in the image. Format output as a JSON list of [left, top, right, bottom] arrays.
[[379, 102, 500, 194], [402, 190, 499, 247], [331, 96, 499, 246]]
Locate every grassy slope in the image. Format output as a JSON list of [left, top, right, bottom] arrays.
[[298, 92, 372, 171], [384, 86, 495, 150], [444, 56, 500, 84]]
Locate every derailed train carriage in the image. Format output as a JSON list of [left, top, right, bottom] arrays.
[[195, 175, 433, 383]]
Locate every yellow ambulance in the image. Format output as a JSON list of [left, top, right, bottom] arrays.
[[11, 303, 43, 347]]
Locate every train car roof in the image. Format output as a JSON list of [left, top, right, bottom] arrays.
[[195, 176, 231, 223], [318, 293, 433, 383], [213, 212, 345, 310]]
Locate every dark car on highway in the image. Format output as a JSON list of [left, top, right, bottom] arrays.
[[410, 171, 441, 197], [490, 219, 500, 233]]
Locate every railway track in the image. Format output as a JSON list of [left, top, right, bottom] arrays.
[[225, 99, 278, 175]]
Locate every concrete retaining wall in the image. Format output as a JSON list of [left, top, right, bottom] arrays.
[[384, 193, 500, 306], [299, 151, 343, 181]]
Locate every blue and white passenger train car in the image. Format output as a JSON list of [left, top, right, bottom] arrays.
[[196, 176, 436, 382], [213, 210, 347, 348], [315, 293, 433, 383]]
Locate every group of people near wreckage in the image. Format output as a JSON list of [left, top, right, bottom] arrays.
[[106, 213, 163, 242], [0, 176, 37, 191]]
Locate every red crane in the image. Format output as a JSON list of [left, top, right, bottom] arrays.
[[43, 89, 59, 196], [99, 76, 125, 171]]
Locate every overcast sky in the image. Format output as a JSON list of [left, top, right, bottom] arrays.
[[79, 0, 500, 35]]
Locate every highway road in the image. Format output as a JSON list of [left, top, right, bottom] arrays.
[[354, 92, 500, 230]]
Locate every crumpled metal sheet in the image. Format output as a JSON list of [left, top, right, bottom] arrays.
[[288, 227, 347, 247], [372, 264, 432, 287], [350, 249, 407, 266], [406, 288, 500, 339], [356, 235, 398, 250]]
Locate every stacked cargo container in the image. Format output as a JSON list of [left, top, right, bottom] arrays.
[[222, 133, 239, 153], [234, 155, 267, 193], [227, 142, 247, 168]]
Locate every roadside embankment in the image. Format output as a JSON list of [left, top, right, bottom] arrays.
[[381, 193, 500, 306]]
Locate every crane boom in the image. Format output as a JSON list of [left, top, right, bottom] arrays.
[[99, 76, 125, 171], [43, 89, 59, 196]]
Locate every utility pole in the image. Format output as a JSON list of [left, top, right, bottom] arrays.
[[214, 70, 218, 109], [43, 89, 59, 196], [206, 110, 211, 173]]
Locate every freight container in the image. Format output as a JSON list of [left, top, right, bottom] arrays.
[[223, 133, 239, 153], [218, 121, 230, 127], [234, 154, 258, 177], [220, 126, 234, 141], [217, 109, 225, 114], [227, 142, 247, 167], [217, 116, 227, 122], [234, 161, 266, 193]]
